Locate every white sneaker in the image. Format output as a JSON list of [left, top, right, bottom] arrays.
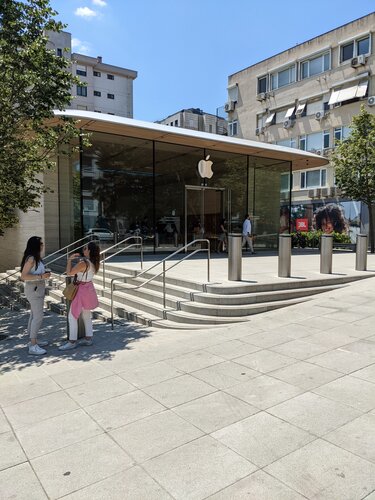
[[29, 344, 46, 355], [58, 341, 77, 351], [28, 340, 48, 347], [78, 338, 93, 346]]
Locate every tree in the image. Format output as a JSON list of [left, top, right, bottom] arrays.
[[0, 0, 84, 235], [331, 106, 375, 252]]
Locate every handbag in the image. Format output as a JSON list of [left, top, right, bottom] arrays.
[[62, 260, 89, 301], [63, 275, 78, 301]]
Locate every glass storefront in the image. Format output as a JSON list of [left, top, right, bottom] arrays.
[[59, 130, 292, 252]]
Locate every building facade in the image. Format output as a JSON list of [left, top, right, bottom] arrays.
[[158, 108, 227, 135], [47, 31, 137, 118], [226, 13, 375, 241], [0, 111, 326, 270]]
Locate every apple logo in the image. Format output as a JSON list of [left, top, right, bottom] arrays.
[[198, 155, 214, 179]]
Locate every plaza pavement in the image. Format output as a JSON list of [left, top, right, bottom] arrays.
[[1, 251, 375, 499]]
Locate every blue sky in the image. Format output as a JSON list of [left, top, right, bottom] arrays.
[[50, 0, 374, 122]]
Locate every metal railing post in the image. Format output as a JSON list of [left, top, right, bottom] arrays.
[[111, 280, 114, 330], [355, 234, 367, 271], [163, 260, 166, 309], [140, 239, 143, 269], [207, 241, 210, 282], [320, 234, 333, 274], [278, 234, 292, 278], [102, 259, 106, 289]]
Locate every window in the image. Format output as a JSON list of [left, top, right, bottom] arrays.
[[340, 35, 370, 62], [56, 48, 63, 57], [280, 173, 293, 192], [107, 93, 114, 99], [328, 81, 368, 106], [334, 126, 351, 144], [296, 103, 306, 117], [257, 76, 267, 94], [300, 169, 327, 189], [175, 120, 178, 126], [323, 130, 330, 149], [94, 91, 101, 97], [265, 113, 276, 126], [76, 65, 87, 76], [229, 121, 238, 136], [276, 139, 297, 148], [301, 51, 330, 79], [170, 122, 173, 126], [93, 71, 101, 77], [271, 65, 296, 90], [77, 85, 87, 97], [306, 132, 323, 152], [107, 74, 114, 80], [306, 99, 323, 116], [299, 136, 306, 150]]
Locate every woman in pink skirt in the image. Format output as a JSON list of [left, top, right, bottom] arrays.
[[59, 241, 100, 351]]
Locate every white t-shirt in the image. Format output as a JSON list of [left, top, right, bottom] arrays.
[[242, 219, 252, 236], [76, 260, 95, 282]]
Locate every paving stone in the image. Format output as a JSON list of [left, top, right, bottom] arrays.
[[225, 375, 303, 410], [50, 362, 113, 388], [31, 433, 133, 499], [239, 330, 291, 348], [61, 466, 173, 499], [143, 435, 256, 500], [3, 390, 78, 429], [296, 316, 344, 331], [269, 361, 342, 390], [212, 411, 313, 467], [85, 389, 165, 431], [166, 350, 226, 373], [142, 374, 216, 408], [303, 331, 358, 349], [16, 409, 102, 459], [110, 410, 203, 462], [0, 431, 27, 471], [173, 391, 259, 433], [0, 462, 48, 500], [268, 322, 319, 339], [118, 361, 183, 388], [327, 323, 375, 339], [191, 360, 261, 390], [313, 375, 375, 412], [268, 392, 361, 436], [66, 374, 136, 407], [234, 349, 296, 373], [207, 469, 305, 499], [340, 340, 375, 358], [270, 339, 331, 360], [351, 363, 375, 383], [0, 376, 60, 407], [205, 339, 261, 359], [325, 413, 375, 464], [265, 439, 375, 500], [308, 349, 374, 374], [322, 310, 369, 324], [0, 407, 11, 434]]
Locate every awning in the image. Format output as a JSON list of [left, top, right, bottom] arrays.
[[328, 81, 368, 105], [296, 103, 306, 115], [265, 113, 275, 125], [285, 107, 295, 118]]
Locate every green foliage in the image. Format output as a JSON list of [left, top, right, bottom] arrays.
[[331, 105, 375, 251], [0, 0, 85, 234], [291, 230, 351, 248]]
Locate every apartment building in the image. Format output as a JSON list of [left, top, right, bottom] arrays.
[[48, 31, 137, 118], [226, 13, 374, 239], [158, 108, 227, 135]]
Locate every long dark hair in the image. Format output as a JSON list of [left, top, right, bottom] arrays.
[[21, 236, 43, 271], [87, 241, 101, 273]]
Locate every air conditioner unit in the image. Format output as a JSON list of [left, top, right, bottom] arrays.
[[314, 188, 321, 198], [351, 55, 366, 67], [321, 188, 329, 197], [310, 149, 322, 155], [255, 127, 265, 135], [315, 110, 329, 121], [224, 101, 235, 112], [283, 119, 295, 129], [256, 92, 267, 101], [330, 187, 337, 197], [368, 96, 375, 107], [323, 147, 332, 157]]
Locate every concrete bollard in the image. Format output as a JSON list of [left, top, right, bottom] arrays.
[[228, 234, 242, 281], [355, 234, 368, 271]]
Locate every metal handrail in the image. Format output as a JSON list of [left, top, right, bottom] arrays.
[[100, 236, 143, 289], [110, 239, 210, 329], [0, 234, 95, 285]]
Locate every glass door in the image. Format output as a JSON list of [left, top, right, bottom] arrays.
[[185, 186, 230, 251]]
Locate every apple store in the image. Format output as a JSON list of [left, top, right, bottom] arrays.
[[56, 110, 328, 253]]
